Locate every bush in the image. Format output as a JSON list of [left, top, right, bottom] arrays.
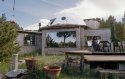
[[0, 18, 20, 61]]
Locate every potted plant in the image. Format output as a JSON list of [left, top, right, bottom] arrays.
[[43, 65, 61, 79], [25, 57, 37, 70]]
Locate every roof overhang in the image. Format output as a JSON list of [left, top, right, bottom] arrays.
[[39, 24, 89, 31], [17, 30, 42, 35]]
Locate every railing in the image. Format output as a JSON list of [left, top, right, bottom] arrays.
[[89, 40, 125, 53]]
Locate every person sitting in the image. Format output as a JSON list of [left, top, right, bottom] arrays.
[[92, 36, 100, 51]]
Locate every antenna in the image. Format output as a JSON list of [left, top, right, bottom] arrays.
[[1, 0, 16, 21], [12, 0, 15, 21]]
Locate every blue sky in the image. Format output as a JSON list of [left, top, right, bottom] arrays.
[[0, 0, 80, 27], [1, 0, 125, 29], [47, 32, 76, 43]]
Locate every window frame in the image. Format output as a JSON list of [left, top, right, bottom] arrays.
[[85, 36, 101, 47], [24, 33, 36, 46]]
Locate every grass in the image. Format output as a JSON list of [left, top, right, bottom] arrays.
[[19, 51, 65, 66], [0, 61, 10, 74], [0, 52, 100, 79]]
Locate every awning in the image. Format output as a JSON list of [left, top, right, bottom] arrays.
[[84, 55, 125, 62]]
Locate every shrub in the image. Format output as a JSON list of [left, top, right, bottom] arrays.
[[0, 18, 20, 61]]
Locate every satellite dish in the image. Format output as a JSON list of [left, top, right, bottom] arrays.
[[61, 16, 67, 23], [47, 18, 56, 26], [61, 17, 66, 20]]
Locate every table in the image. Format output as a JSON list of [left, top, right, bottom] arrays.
[[65, 50, 91, 70]]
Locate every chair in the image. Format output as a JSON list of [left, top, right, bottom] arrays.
[[111, 40, 124, 53], [99, 41, 111, 52]]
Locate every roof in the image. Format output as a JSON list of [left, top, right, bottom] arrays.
[[17, 30, 42, 35], [39, 24, 89, 30], [84, 55, 125, 62], [50, 14, 86, 25], [84, 18, 100, 22], [84, 18, 97, 21]]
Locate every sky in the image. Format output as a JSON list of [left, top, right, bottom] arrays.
[[47, 32, 76, 43], [0, 0, 125, 29]]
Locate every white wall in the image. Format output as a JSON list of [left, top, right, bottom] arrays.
[[84, 29, 111, 42], [84, 20, 100, 29]]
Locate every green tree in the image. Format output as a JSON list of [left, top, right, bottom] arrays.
[[56, 31, 76, 47], [115, 22, 125, 40], [1, 13, 6, 21], [99, 15, 125, 41], [0, 13, 6, 22], [100, 15, 116, 28], [0, 16, 20, 61]]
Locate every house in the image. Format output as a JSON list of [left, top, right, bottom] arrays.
[[16, 17, 125, 70], [17, 18, 111, 54], [17, 30, 42, 54]]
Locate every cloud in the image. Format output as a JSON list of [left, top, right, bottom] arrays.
[[24, 19, 49, 30], [90, 0, 125, 11], [55, 0, 125, 19], [55, 0, 106, 19]]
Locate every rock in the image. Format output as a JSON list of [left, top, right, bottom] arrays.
[[5, 69, 27, 78]]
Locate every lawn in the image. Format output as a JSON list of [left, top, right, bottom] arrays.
[[0, 52, 99, 79]]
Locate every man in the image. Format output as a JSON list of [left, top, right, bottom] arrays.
[[92, 36, 100, 51]]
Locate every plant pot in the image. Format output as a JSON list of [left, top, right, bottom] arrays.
[[43, 65, 61, 79], [25, 57, 37, 70]]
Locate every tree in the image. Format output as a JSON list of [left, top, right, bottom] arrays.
[[100, 15, 116, 28], [0, 13, 6, 22], [99, 15, 125, 41], [0, 16, 20, 61], [9, 21, 23, 30], [56, 31, 76, 47], [115, 22, 125, 40]]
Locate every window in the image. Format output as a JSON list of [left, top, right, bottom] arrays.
[[46, 31, 76, 48], [24, 34, 35, 45], [85, 36, 101, 46]]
